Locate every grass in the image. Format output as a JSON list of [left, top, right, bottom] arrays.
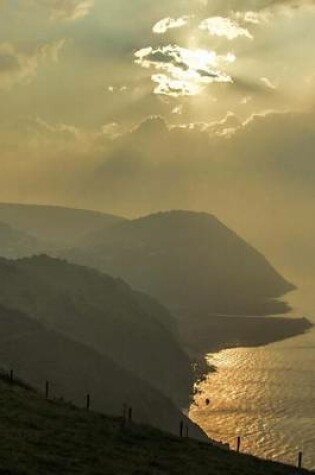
[[0, 375, 312, 475]]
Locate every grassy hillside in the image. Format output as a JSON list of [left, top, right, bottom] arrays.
[[0, 374, 312, 475], [65, 210, 295, 318], [0, 255, 191, 407]]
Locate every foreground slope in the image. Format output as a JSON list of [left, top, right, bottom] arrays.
[[66, 210, 295, 317], [0, 255, 191, 406], [0, 375, 312, 475]]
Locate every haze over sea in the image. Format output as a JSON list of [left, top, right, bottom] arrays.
[[190, 283, 315, 470]]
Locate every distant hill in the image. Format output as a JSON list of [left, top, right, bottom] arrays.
[[0, 221, 47, 258], [0, 373, 312, 475], [0, 305, 202, 437], [0, 203, 126, 247], [0, 205, 304, 360], [65, 210, 295, 318], [0, 255, 191, 406], [0, 205, 295, 320]]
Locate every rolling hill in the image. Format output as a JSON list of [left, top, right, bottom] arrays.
[[0, 204, 309, 361], [65, 210, 295, 318], [0, 203, 126, 247], [0, 221, 46, 258]]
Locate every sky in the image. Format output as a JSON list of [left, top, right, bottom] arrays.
[[0, 0, 315, 282]]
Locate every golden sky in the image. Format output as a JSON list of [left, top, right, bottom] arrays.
[[0, 0, 315, 279]]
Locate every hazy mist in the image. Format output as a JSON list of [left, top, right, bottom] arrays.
[[1, 0, 315, 284]]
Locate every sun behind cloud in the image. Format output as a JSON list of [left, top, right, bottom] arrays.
[[135, 46, 236, 97]]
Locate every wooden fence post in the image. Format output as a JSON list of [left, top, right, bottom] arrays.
[[298, 451, 303, 469], [86, 394, 90, 410], [236, 436, 241, 453], [9, 370, 13, 383], [128, 407, 133, 422], [121, 404, 127, 430], [179, 421, 184, 438]]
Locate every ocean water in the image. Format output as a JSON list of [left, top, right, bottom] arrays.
[[189, 288, 315, 470]]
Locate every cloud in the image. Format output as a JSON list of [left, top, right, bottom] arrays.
[[0, 40, 65, 89], [135, 45, 235, 96], [234, 10, 271, 24], [153, 16, 192, 34], [82, 108, 315, 221], [1, 104, 315, 281], [260, 76, 277, 89], [204, 111, 242, 136], [199, 16, 253, 40], [43, 0, 94, 22]]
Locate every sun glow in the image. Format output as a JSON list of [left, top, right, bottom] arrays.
[[135, 45, 236, 97]]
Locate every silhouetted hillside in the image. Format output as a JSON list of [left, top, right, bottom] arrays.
[[0, 255, 191, 406], [65, 210, 295, 318], [0, 373, 312, 475], [0, 205, 308, 364], [0, 203, 125, 247], [0, 305, 202, 437]]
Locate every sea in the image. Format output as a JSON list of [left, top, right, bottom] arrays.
[[189, 284, 315, 470]]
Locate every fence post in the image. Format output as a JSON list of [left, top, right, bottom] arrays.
[[179, 421, 184, 438], [121, 404, 127, 430], [9, 369, 14, 383], [236, 436, 241, 453], [298, 451, 303, 469], [86, 394, 90, 410], [128, 407, 133, 422]]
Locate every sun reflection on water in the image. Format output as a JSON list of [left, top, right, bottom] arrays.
[[189, 336, 315, 469]]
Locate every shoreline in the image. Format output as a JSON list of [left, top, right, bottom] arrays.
[[179, 314, 313, 408], [185, 318, 314, 470], [190, 316, 313, 383], [181, 314, 313, 362], [185, 314, 313, 409]]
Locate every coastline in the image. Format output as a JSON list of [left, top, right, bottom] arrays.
[[180, 313, 313, 405], [186, 319, 315, 470], [181, 314, 313, 421], [184, 314, 313, 411], [181, 314, 313, 362]]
